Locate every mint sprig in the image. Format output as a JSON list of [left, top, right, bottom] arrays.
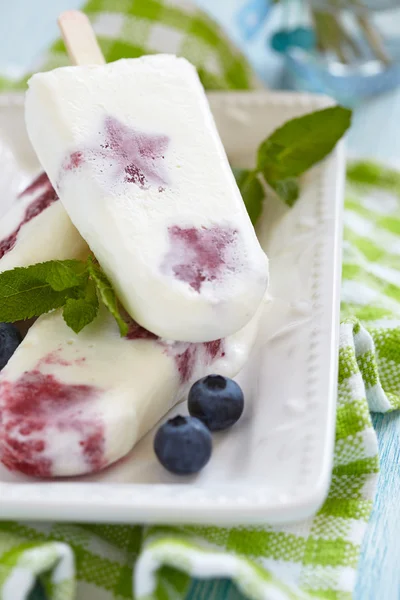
[[257, 105, 352, 182], [87, 257, 128, 336], [0, 258, 128, 335], [235, 105, 352, 224]]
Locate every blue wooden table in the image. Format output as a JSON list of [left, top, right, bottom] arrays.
[[1, 1, 400, 598]]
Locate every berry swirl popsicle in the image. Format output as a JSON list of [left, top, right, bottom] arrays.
[[25, 55, 269, 342], [0, 301, 264, 477]]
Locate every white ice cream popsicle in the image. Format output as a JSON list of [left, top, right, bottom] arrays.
[[25, 55, 269, 342], [0, 172, 88, 272], [0, 301, 264, 478]]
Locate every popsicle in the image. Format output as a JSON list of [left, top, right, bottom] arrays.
[[0, 172, 88, 273], [0, 301, 264, 477], [24, 12, 269, 343]]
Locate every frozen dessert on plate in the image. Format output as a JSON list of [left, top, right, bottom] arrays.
[[0, 301, 264, 477], [25, 55, 269, 342]]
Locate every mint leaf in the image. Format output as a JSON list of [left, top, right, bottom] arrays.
[[269, 177, 299, 207], [234, 168, 264, 225], [87, 257, 128, 336], [234, 106, 351, 216], [11, 260, 87, 292], [0, 258, 128, 335], [0, 282, 69, 321], [43, 260, 87, 291], [63, 278, 99, 333], [258, 106, 351, 183], [0, 262, 85, 322]]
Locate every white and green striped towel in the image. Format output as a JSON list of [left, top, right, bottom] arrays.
[[0, 1, 399, 599]]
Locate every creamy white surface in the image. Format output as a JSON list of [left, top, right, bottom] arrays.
[[0, 301, 264, 477], [25, 55, 269, 342], [0, 175, 88, 272]]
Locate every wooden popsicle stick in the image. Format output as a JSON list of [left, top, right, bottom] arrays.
[[58, 10, 105, 66]]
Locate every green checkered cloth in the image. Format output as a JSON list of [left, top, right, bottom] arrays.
[[0, 1, 399, 599], [0, 0, 257, 93]]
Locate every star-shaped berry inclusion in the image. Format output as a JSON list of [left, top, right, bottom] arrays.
[[62, 115, 170, 190]]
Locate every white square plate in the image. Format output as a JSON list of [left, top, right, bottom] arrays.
[[0, 91, 344, 525]]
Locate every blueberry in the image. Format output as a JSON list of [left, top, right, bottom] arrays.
[[0, 323, 22, 371], [188, 375, 244, 432], [154, 415, 212, 475]]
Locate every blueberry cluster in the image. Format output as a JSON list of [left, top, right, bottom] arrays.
[[154, 375, 244, 475]]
